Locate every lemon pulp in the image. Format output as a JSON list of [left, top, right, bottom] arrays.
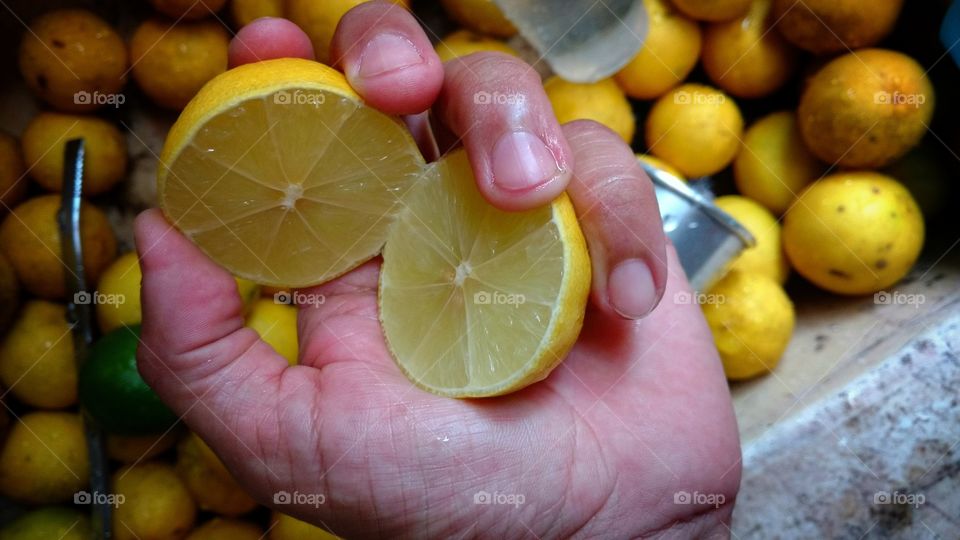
[[159, 59, 424, 287], [379, 150, 591, 397]]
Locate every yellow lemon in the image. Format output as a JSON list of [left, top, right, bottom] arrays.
[[0, 412, 89, 504], [95, 252, 142, 333], [0, 301, 76, 409], [615, 0, 701, 100], [0, 194, 117, 299], [130, 18, 229, 110], [783, 172, 924, 295], [797, 49, 934, 169], [0, 132, 27, 211], [158, 58, 424, 288], [733, 111, 823, 215], [544, 76, 635, 143], [270, 512, 341, 540], [702, 0, 797, 98], [702, 270, 794, 380], [150, 0, 227, 19], [246, 298, 299, 365], [176, 432, 258, 517], [440, 0, 517, 38], [671, 0, 751, 21], [379, 149, 591, 397], [1, 507, 93, 540], [435, 29, 519, 62], [772, 0, 903, 55], [187, 518, 265, 540], [18, 9, 127, 112], [714, 196, 789, 284], [286, 0, 410, 64], [232, 0, 284, 27], [22, 112, 127, 195], [113, 462, 197, 540], [645, 84, 743, 177]]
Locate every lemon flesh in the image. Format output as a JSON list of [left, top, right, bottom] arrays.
[[379, 150, 591, 397], [159, 59, 424, 287]]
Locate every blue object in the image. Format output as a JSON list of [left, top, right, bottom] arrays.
[[943, 0, 960, 67]]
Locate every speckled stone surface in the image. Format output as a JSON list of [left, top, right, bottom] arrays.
[[732, 311, 960, 539]]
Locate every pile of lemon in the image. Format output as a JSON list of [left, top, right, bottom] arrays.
[[1, 2, 325, 539], [495, 0, 932, 382], [0, 0, 946, 534]]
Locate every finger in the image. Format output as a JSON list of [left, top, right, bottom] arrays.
[[292, 259, 401, 377], [561, 120, 668, 319], [436, 53, 573, 211], [228, 17, 315, 68], [330, 1, 444, 115], [134, 209, 290, 444]]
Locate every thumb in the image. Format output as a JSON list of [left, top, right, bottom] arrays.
[[134, 209, 289, 453]]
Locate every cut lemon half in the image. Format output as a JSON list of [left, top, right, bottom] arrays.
[[158, 58, 424, 287], [379, 150, 591, 397]]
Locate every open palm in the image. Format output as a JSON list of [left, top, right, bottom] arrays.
[[135, 5, 741, 538]]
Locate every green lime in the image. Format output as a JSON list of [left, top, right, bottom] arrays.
[[1, 507, 93, 540], [79, 325, 178, 435]]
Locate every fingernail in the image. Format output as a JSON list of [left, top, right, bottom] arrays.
[[608, 259, 657, 319], [355, 33, 424, 79], [491, 131, 561, 191]]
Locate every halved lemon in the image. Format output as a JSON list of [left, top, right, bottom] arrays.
[[379, 150, 591, 397], [161, 59, 593, 398], [158, 58, 424, 287]]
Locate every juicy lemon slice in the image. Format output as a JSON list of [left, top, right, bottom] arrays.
[[158, 58, 424, 287], [379, 149, 591, 397]]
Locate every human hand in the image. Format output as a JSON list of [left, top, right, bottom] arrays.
[[136, 4, 741, 538]]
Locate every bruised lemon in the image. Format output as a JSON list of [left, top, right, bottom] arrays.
[[18, 9, 127, 112], [797, 49, 934, 169], [784, 172, 924, 295]]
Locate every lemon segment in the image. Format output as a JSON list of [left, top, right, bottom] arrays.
[[379, 150, 591, 398], [159, 59, 425, 288]]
